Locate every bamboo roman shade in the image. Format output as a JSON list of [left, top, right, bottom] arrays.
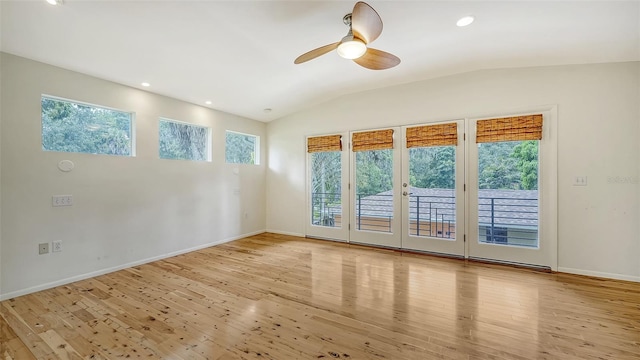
[[307, 135, 342, 153], [406, 123, 458, 148], [352, 129, 394, 152], [476, 114, 543, 143]]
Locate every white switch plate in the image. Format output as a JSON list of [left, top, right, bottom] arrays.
[[573, 176, 588, 186], [52, 195, 73, 207], [52, 240, 62, 252]]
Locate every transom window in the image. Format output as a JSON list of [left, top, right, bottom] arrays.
[[159, 118, 210, 161], [225, 131, 259, 165], [41, 96, 133, 156]]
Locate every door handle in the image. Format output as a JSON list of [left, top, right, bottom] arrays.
[[403, 191, 408, 196]]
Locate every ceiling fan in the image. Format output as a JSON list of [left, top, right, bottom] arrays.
[[294, 1, 400, 70]]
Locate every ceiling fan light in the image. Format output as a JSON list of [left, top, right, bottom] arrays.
[[337, 39, 367, 60]]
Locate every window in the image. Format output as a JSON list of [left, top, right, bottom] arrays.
[[406, 123, 458, 239], [41, 96, 133, 156], [225, 131, 259, 165], [476, 114, 542, 248], [308, 135, 343, 228], [477, 140, 539, 247], [159, 118, 210, 161], [353, 129, 395, 233]]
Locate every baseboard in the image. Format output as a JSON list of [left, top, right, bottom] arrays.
[[305, 235, 348, 243], [558, 267, 640, 283], [0, 230, 266, 301], [265, 229, 305, 237]]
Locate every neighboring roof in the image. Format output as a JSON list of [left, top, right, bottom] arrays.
[[357, 187, 538, 228]]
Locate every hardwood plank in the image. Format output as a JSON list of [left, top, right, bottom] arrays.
[[2, 233, 639, 359]]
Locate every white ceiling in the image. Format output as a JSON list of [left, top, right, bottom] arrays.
[[1, 1, 638, 122]]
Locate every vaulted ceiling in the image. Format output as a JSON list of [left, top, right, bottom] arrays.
[[2, 1, 638, 122]]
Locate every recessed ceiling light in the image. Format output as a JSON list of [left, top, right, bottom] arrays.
[[46, 0, 61, 5], [141, 82, 150, 87], [205, 101, 212, 105], [456, 16, 475, 27]]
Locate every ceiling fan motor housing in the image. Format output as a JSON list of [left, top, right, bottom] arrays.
[[343, 13, 353, 26]]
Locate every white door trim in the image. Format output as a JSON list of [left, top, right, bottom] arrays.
[[305, 132, 350, 242], [465, 105, 558, 270]]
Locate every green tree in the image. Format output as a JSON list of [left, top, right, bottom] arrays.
[[478, 141, 520, 189], [511, 140, 539, 190], [159, 120, 208, 161], [409, 146, 455, 189], [41, 97, 131, 156], [225, 132, 256, 164], [311, 151, 342, 225], [355, 149, 393, 196], [311, 151, 341, 195]]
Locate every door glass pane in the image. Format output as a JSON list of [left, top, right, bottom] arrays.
[[355, 149, 393, 233], [477, 140, 539, 247], [310, 151, 342, 228], [409, 146, 456, 239]]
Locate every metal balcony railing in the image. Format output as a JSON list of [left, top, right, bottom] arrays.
[[312, 192, 539, 246], [311, 192, 342, 227], [478, 196, 538, 246], [409, 194, 455, 238], [356, 194, 393, 232]]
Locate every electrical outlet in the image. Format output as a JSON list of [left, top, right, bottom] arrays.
[[573, 176, 588, 186], [39, 242, 49, 255], [52, 240, 62, 253], [52, 195, 73, 207]]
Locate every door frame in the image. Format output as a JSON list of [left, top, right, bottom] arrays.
[[305, 132, 350, 242], [465, 106, 558, 270], [349, 127, 402, 248], [400, 120, 466, 257]]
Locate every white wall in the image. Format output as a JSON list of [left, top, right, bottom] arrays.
[[0, 10, 3, 297], [0, 53, 266, 299], [266, 62, 640, 281]]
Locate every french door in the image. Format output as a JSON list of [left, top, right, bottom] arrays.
[[347, 122, 465, 255], [349, 128, 402, 248], [305, 133, 350, 241], [466, 113, 557, 269], [307, 110, 556, 269], [400, 121, 465, 256]]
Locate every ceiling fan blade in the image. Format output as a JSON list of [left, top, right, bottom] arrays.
[[351, 1, 383, 44], [353, 48, 400, 70], [294, 42, 340, 64]]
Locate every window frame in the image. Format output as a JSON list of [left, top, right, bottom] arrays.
[[225, 130, 260, 165], [158, 117, 212, 162], [41, 94, 136, 156]]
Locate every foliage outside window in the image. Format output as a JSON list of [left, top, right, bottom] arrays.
[[355, 149, 394, 196], [478, 140, 538, 190], [159, 119, 210, 161], [225, 131, 259, 165], [311, 151, 342, 227], [477, 140, 539, 248], [41, 96, 133, 156], [409, 146, 455, 189]]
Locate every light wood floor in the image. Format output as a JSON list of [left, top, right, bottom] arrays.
[[1, 233, 639, 359]]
